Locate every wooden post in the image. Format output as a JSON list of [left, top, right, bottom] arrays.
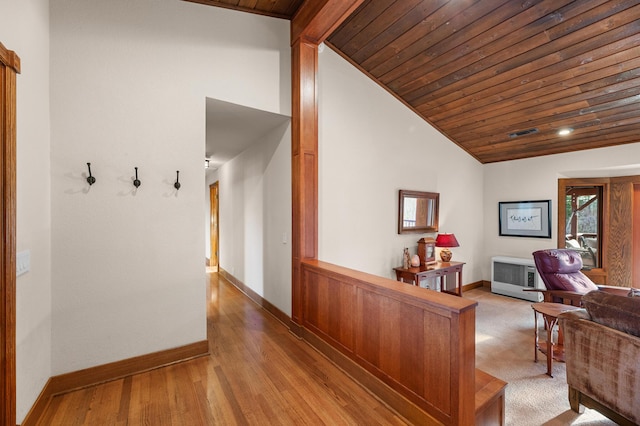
[[291, 39, 318, 326], [290, 0, 364, 329], [0, 41, 20, 426]]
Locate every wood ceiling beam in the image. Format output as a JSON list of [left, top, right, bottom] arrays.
[[181, 0, 295, 20], [290, 0, 363, 328], [291, 0, 363, 45]]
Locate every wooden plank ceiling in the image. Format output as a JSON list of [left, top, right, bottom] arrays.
[[187, 0, 640, 164]]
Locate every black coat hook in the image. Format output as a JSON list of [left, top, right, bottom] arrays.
[[174, 171, 181, 190], [133, 167, 141, 188], [86, 163, 96, 186]]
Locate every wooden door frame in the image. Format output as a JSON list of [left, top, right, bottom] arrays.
[[634, 184, 640, 286], [0, 41, 20, 426], [209, 182, 219, 268]]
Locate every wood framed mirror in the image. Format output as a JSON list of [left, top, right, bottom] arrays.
[[398, 190, 439, 234]]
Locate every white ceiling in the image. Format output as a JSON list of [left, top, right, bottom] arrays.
[[205, 98, 290, 171]]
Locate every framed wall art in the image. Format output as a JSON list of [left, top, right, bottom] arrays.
[[499, 200, 551, 238]]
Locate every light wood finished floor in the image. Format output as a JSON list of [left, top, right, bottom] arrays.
[[37, 273, 409, 425]]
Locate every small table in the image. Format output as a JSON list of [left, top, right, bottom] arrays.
[[393, 261, 464, 296], [531, 302, 582, 377]]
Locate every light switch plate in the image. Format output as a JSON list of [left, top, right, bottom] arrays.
[[17, 250, 30, 276]]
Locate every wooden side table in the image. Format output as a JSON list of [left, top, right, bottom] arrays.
[[393, 261, 464, 296], [531, 302, 582, 377]]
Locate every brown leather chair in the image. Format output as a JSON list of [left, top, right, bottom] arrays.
[[531, 249, 629, 306]]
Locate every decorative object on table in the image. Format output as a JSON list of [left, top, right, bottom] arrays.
[[417, 237, 436, 265], [435, 233, 459, 262], [410, 254, 420, 267], [403, 247, 411, 269], [398, 190, 439, 234], [498, 200, 551, 238], [86, 162, 96, 186]]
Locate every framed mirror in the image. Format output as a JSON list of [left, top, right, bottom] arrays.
[[398, 190, 439, 234]]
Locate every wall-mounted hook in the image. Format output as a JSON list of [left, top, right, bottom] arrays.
[[133, 167, 141, 188], [86, 163, 96, 186], [174, 171, 181, 190]]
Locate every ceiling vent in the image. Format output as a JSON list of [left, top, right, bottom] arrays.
[[508, 128, 539, 138]]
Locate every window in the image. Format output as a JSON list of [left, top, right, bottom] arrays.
[[564, 186, 602, 269]]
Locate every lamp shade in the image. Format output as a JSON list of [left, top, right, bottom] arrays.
[[435, 233, 459, 248]]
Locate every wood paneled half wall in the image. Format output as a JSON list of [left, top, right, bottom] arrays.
[[300, 260, 489, 425]]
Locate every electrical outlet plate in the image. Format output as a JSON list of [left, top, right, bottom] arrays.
[[17, 250, 30, 276]]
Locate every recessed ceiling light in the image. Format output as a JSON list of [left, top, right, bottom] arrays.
[[558, 128, 573, 136]]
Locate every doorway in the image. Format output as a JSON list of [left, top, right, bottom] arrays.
[[1, 41, 20, 426], [209, 181, 219, 271]]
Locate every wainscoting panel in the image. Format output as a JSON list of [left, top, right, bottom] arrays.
[[301, 259, 477, 425]]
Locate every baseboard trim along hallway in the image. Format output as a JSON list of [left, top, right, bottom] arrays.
[[21, 340, 209, 426]]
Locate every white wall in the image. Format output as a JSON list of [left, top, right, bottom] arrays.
[[217, 122, 292, 315], [483, 143, 640, 279], [318, 48, 485, 284], [0, 0, 53, 421], [7, 0, 638, 418], [50, 0, 290, 374]]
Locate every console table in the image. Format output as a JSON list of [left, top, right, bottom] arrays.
[[393, 261, 465, 296]]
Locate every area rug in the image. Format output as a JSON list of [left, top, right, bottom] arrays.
[[467, 288, 617, 425]]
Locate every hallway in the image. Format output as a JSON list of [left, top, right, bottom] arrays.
[[37, 273, 408, 425]]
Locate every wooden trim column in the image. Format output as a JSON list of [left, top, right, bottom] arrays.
[[291, 39, 318, 326], [290, 0, 364, 328], [0, 41, 20, 426]]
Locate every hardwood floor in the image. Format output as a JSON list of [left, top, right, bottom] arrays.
[[37, 273, 409, 425]]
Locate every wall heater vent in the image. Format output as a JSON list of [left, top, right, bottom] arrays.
[[491, 256, 544, 302]]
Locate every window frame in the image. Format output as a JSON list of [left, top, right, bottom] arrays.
[[558, 178, 609, 284], [565, 186, 602, 268]]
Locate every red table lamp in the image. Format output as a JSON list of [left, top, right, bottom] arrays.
[[435, 233, 459, 262]]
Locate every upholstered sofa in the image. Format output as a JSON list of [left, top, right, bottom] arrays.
[[559, 291, 640, 425]]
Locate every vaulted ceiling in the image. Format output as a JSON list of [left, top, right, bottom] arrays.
[[185, 0, 640, 164]]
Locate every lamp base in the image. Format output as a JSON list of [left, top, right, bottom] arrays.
[[440, 248, 452, 262]]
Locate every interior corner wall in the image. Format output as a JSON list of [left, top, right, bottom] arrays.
[[217, 122, 292, 316], [0, 0, 53, 422], [482, 142, 640, 281], [50, 0, 290, 374], [317, 48, 485, 285]]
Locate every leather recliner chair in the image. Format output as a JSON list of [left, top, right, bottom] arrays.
[[531, 249, 628, 306]]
